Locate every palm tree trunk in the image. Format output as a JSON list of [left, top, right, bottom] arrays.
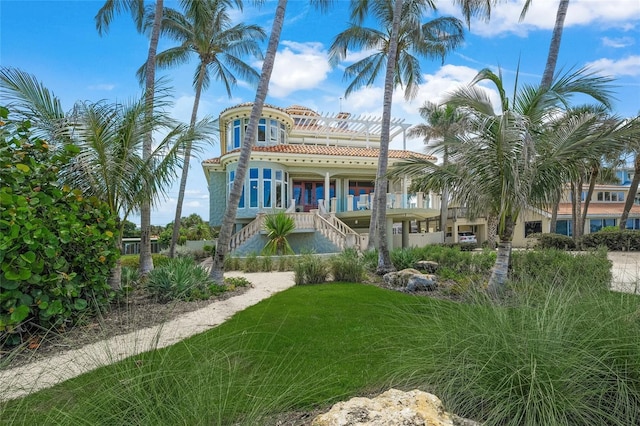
[[139, 0, 163, 276], [541, 0, 570, 89], [619, 154, 640, 229], [367, 196, 378, 250], [439, 187, 449, 234], [549, 187, 561, 233], [487, 214, 497, 249], [487, 218, 514, 295], [169, 63, 206, 258], [582, 164, 598, 228], [374, 0, 403, 275], [210, 0, 287, 284]]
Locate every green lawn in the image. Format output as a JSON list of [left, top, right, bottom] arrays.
[[3, 271, 640, 425]]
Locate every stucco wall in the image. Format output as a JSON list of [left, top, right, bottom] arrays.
[[209, 172, 227, 227]]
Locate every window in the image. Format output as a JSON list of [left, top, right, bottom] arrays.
[[257, 119, 267, 144], [556, 220, 573, 236], [597, 191, 625, 202], [524, 221, 542, 237], [249, 168, 259, 208], [228, 170, 245, 209], [626, 219, 640, 230], [263, 169, 272, 208], [270, 119, 278, 143], [233, 119, 241, 149], [275, 170, 283, 208], [590, 218, 616, 233]]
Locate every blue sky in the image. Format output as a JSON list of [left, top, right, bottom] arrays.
[[2, 0, 639, 226]]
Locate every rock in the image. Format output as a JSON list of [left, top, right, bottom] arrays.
[[383, 269, 437, 292], [414, 260, 439, 273], [383, 268, 422, 287], [407, 274, 437, 291], [311, 388, 481, 426]]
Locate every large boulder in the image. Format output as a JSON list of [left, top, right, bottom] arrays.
[[383, 269, 437, 292], [311, 388, 481, 426]]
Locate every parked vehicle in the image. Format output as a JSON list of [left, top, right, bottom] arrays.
[[458, 232, 477, 244]]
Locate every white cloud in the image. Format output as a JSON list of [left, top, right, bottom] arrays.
[[88, 83, 115, 91], [437, 0, 640, 37], [602, 36, 635, 48], [586, 55, 640, 77], [268, 41, 332, 98]]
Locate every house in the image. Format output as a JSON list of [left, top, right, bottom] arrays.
[[201, 103, 443, 254], [441, 178, 640, 247]]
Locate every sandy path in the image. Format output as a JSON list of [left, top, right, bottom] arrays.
[[0, 271, 295, 402], [608, 252, 640, 294]]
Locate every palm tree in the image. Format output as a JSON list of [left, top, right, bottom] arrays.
[[1, 67, 217, 289], [209, 0, 334, 284], [407, 102, 467, 236], [329, 0, 465, 274], [96, 0, 164, 276], [142, 0, 266, 258], [262, 212, 296, 255], [390, 67, 618, 293]]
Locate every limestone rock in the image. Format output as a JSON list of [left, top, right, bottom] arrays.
[[312, 388, 480, 426], [407, 274, 437, 291], [414, 260, 439, 273], [383, 269, 437, 291]]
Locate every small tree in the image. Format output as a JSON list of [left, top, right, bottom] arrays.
[[262, 212, 295, 256]]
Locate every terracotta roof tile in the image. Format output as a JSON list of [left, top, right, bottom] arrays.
[[555, 203, 640, 216], [203, 144, 436, 163]]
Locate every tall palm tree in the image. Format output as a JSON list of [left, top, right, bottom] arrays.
[[141, 0, 266, 258], [390, 67, 618, 293], [407, 102, 467, 235], [329, 0, 465, 274], [96, 0, 164, 276], [209, 0, 334, 284]]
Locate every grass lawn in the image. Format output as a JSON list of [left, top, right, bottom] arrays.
[[3, 251, 640, 425]]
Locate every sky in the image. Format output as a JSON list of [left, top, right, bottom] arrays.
[[1, 0, 639, 226]]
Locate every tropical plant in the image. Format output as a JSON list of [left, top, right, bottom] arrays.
[[330, 248, 365, 282], [210, 0, 334, 284], [262, 211, 295, 255], [329, 0, 465, 274], [145, 256, 214, 302], [143, 0, 265, 258], [1, 67, 217, 289], [96, 0, 165, 276], [407, 102, 468, 235], [0, 109, 118, 345], [390, 66, 623, 293]]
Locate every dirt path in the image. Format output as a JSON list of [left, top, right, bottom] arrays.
[[608, 252, 640, 294]]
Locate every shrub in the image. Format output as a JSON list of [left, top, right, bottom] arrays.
[[293, 254, 329, 285], [582, 229, 640, 251], [120, 254, 170, 270], [243, 252, 260, 273], [0, 112, 118, 345], [527, 232, 576, 250], [510, 248, 611, 296], [223, 276, 252, 289], [361, 249, 379, 272], [390, 247, 422, 270], [261, 256, 273, 272], [330, 249, 365, 282], [145, 257, 214, 302], [262, 211, 295, 255]]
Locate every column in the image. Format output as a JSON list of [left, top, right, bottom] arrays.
[[402, 220, 409, 248]]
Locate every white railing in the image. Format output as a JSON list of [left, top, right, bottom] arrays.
[[229, 214, 266, 251], [229, 211, 361, 252]]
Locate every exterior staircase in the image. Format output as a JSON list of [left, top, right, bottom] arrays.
[[228, 212, 361, 253]]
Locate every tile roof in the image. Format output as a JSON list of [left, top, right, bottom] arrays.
[[203, 144, 436, 164], [555, 203, 640, 216]]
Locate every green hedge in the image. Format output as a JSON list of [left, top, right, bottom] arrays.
[[581, 229, 640, 251], [120, 254, 171, 269], [527, 233, 576, 250]]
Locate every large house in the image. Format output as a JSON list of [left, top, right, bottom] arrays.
[[202, 103, 443, 254], [202, 103, 640, 253]]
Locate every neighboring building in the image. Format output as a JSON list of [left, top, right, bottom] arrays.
[[202, 103, 442, 254], [442, 179, 640, 247]]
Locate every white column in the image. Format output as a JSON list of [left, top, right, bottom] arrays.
[[324, 172, 330, 205]]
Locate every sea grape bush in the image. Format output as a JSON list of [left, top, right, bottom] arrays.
[[0, 108, 119, 345]]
